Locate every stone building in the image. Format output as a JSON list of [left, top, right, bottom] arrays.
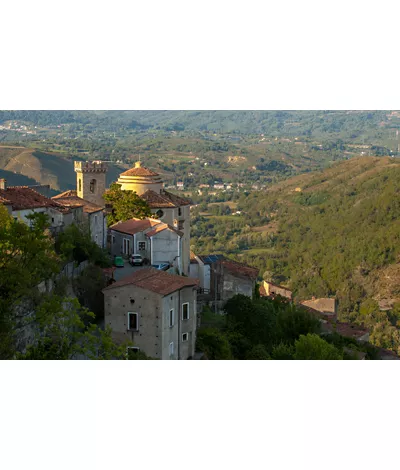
[[0, 182, 73, 233], [102, 267, 199, 360], [109, 217, 183, 271], [52, 190, 107, 248], [260, 281, 293, 301], [74, 160, 107, 208], [189, 253, 224, 291], [212, 258, 259, 306], [114, 160, 192, 274], [72, 159, 191, 273], [191, 254, 259, 312]]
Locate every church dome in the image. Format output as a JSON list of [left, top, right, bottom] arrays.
[[117, 161, 164, 195]]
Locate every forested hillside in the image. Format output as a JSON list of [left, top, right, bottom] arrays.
[[191, 157, 400, 342]]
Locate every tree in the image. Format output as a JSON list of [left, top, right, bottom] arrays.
[[103, 183, 152, 226], [55, 223, 111, 267], [17, 295, 129, 360], [0, 207, 60, 358], [245, 344, 270, 360], [271, 342, 295, 360], [294, 334, 343, 360], [73, 265, 107, 319], [275, 304, 321, 344], [196, 328, 232, 360]]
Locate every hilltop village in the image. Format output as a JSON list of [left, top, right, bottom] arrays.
[[0, 159, 398, 360]]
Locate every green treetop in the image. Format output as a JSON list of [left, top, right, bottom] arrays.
[[103, 183, 152, 226]]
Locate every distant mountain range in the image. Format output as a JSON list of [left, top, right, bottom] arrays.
[[1, 110, 400, 139]]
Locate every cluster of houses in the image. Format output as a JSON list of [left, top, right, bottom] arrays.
[[1, 159, 398, 360]]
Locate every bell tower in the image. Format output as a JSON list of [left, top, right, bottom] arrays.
[[74, 160, 108, 207]]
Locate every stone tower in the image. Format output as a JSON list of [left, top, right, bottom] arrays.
[[74, 160, 107, 208]]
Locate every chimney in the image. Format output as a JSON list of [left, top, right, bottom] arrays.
[[0, 179, 6, 190]]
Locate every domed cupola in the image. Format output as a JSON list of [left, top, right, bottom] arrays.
[[116, 160, 164, 195]]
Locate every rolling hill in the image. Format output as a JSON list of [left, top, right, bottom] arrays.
[[0, 146, 125, 192]]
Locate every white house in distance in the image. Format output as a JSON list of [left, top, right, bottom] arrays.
[[102, 267, 199, 360], [110, 217, 184, 272], [52, 190, 107, 248]]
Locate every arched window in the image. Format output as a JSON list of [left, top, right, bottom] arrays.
[[90, 179, 96, 193], [156, 209, 164, 219]]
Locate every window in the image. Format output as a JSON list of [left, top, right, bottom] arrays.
[[182, 333, 188, 342], [112, 235, 115, 245], [138, 241, 146, 251], [94, 215, 98, 225], [79, 179, 82, 192], [155, 209, 164, 219], [128, 312, 138, 331], [169, 309, 174, 328], [90, 179, 96, 193], [178, 220, 184, 230], [123, 238, 131, 255], [126, 347, 140, 359], [51, 217, 54, 223], [169, 342, 174, 357], [95, 235, 98, 243], [178, 207, 182, 216], [182, 303, 189, 320]]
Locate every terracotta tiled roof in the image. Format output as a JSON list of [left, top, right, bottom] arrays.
[[120, 166, 160, 177], [52, 193, 103, 214], [145, 223, 183, 238], [376, 347, 400, 360], [301, 298, 336, 314], [299, 304, 336, 321], [103, 267, 199, 296], [322, 321, 370, 340], [264, 280, 292, 293], [161, 190, 191, 206], [336, 322, 369, 340], [0, 186, 71, 213], [140, 189, 191, 208], [110, 217, 160, 235], [53, 190, 77, 198], [140, 190, 176, 208], [220, 259, 259, 280]]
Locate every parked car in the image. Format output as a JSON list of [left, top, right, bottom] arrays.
[[151, 263, 170, 271], [114, 256, 124, 268], [129, 254, 144, 266]]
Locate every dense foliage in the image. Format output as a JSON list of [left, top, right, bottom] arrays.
[[103, 183, 152, 226], [195, 295, 344, 360], [0, 207, 128, 359], [0, 207, 60, 357], [55, 223, 111, 267]]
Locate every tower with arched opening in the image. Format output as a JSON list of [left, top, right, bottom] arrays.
[[74, 160, 107, 208]]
